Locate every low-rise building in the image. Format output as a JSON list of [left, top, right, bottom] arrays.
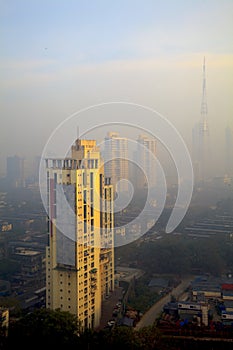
[[0, 221, 12, 232], [0, 307, 9, 336], [221, 311, 233, 326], [191, 277, 221, 301], [222, 283, 233, 301], [223, 300, 233, 312], [12, 247, 45, 287]]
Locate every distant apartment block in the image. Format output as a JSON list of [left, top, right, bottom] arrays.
[[225, 125, 233, 177], [134, 134, 157, 190], [13, 247, 45, 288], [104, 132, 129, 194], [6, 155, 25, 188]]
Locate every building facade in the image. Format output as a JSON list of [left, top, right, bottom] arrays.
[[225, 125, 233, 178], [46, 139, 114, 329], [104, 132, 129, 194], [6, 155, 25, 188], [13, 247, 45, 288], [134, 134, 157, 190]]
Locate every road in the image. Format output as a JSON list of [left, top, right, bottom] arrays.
[[135, 277, 193, 330], [96, 287, 124, 330]]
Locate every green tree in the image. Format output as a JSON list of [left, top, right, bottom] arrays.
[[7, 308, 81, 348], [104, 326, 140, 349]]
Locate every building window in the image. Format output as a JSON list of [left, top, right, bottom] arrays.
[[90, 172, 93, 188], [83, 190, 87, 203], [84, 220, 87, 234], [83, 173, 87, 186], [90, 189, 94, 202], [84, 205, 87, 219]]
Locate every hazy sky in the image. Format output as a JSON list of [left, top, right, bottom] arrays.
[[1, 0, 233, 175]]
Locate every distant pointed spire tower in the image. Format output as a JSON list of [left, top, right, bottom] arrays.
[[200, 57, 208, 133], [199, 56, 210, 182], [192, 57, 210, 184]]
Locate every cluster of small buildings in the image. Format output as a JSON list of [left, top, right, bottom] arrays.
[[160, 275, 233, 332], [0, 230, 47, 309], [190, 275, 233, 325]]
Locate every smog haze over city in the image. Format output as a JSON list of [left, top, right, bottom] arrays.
[[1, 1, 233, 348], [1, 0, 233, 179]]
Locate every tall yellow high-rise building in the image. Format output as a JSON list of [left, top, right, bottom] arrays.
[[45, 139, 114, 329]]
